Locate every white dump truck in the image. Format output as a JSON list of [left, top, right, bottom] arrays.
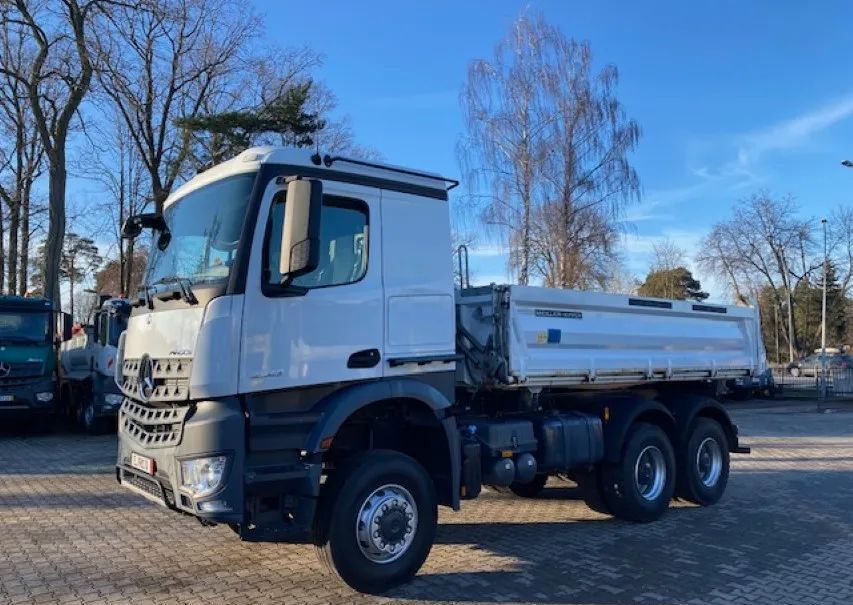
[[115, 147, 758, 593], [60, 297, 131, 432]]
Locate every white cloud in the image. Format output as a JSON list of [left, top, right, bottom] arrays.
[[736, 93, 853, 167]]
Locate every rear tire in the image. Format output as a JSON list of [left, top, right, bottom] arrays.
[[677, 418, 729, 506], [313, 450, 437, 594], [600, 422, 675, 523], [574, 468, 612, 515], [508, 474, 548, 498], [81, 400, 101, 435]]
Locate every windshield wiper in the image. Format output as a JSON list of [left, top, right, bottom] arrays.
[[152, 275, 198, 305]]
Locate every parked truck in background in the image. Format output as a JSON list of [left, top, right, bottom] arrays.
[[60, 296, 131, 432], [115, 147, 756, 593], [0, 295, 72, 429]]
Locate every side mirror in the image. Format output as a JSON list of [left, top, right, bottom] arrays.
[[279, 177, 322, 280], [122, 213, 168, 239], [60, 312, 73, 342]]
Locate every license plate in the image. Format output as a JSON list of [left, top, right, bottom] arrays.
[[0, 395, 13, 402], [130, 453, 155, 475]]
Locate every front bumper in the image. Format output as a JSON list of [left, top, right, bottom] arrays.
[[0, 378, 56, 416], [92, 374, 123, 418], [116, 397, 245, 524]]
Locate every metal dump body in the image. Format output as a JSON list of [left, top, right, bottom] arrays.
[[456, 285, 765, 389]]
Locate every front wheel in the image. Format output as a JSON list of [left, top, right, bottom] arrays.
[[313, 450, 437, 594], [677, 418, 729, 505], [600, 422, 676, 523]]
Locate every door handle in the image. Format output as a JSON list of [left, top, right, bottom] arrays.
[[348, 349, 381, 369]]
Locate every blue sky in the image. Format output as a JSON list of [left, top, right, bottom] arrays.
[[255, 0, 853, 300]]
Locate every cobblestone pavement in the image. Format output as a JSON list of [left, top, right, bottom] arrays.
[[2, 401, 853, 605]]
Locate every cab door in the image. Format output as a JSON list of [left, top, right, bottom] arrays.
[[239, 177, 384, 393]]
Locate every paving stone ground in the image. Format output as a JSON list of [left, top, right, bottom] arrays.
[[2, 400, 853, 604]]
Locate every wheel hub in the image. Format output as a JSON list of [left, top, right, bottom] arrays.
[[696, 437, 723, 487], [634, 445, 666, 501], [356, 484, 418, 564]]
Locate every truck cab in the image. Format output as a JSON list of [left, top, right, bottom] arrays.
[[0, 296, 71, 428]]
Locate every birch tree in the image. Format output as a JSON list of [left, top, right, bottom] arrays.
[[459, 13, 640, 287]]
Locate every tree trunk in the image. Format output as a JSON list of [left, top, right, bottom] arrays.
[[124, 238, 135, 297], [44, 159, 66, 310], [19, 185, 30, 296], [7, 201, 19, 297], [786, 287, 795, 362], [0, 203, 5, 294]]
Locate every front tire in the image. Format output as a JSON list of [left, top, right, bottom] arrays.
[[600, 422, 676, 523], [313, 450, 437, 594], [677, 418, 729, 506]]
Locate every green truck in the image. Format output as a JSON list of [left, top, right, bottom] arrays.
[[0, 295, 71, 428]]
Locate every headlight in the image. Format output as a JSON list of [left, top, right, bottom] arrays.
[[35, 392, 53, 402], [104, 393, 124, 406], [180, 455, 229, 498]]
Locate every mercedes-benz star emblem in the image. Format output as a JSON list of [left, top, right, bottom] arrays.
[[0, 362, 10, 378], [137, 354, 155, 402]]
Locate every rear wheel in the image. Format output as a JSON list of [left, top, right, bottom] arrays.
[[508, 473, 548, 498], [80, 400, 101, 435], [600, 422, 675, 522], [313, 450, 437, 594], [677, 418, 729, 505], [574, 468, 612, 515]]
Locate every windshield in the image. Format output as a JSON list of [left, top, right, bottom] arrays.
[[0, 311, 50, 344], [145, 172, 257, 286], [108, 313, 128, 347]]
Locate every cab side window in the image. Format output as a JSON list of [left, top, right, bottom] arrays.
[[97, 313, 109, 345], [265, 194, 369, 290]]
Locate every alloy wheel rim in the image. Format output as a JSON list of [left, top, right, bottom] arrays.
[[696, 437, 723, 487], [355, 484, 418, 564], [634, 445, 666, 501]]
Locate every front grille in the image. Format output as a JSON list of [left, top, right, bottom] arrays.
[[120, 356, 192, 402], [0, 376, 40, 387], [0, 361, 44, 379], [121, 469, 163, 500], [120, 398, 189, 448]]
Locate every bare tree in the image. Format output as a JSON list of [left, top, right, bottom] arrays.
[[458, 15, 552, 285], [0, 0, 112, 306], [459, 13, 640, 287], [651, 238, 686, 271], [95, 0, 255, 213], [697, 192, 818, 361], [0, 15, 46, 295], [532, 22, 640, 289], [828, 205, 853, 297], [77, 114, 150, 296]]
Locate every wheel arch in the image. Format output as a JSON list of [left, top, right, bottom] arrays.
[[306, 378, 460, 510], [601, 396, 677, 463], [658, 392, 739, 453]]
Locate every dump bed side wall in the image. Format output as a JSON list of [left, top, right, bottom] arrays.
[[456, 285, 764, 388]]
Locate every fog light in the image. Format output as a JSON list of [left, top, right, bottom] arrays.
[[35, 392, 53, 402], [198, 500, 232, 513], [104, 393, 123, 406], [180, 455, 229, 498]]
